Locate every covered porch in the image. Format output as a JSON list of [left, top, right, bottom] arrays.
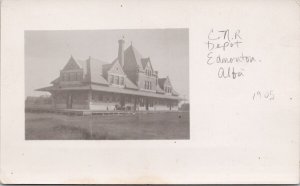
[[38, 86, 180, 111]]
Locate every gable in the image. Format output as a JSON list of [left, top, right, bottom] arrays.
[[158, 78, 166, 89], [158, 77, 173, 93], [163, 77, 173, 94], [144, 60, 153, 71], [164, 77, 172, 87], [124, 45, 144, 70], [108, 60, 126, 76], [62, 56, 81, 71], [141, 57, 154, 71]]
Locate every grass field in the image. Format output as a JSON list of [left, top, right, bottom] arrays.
[[25, 112, 190, 140]]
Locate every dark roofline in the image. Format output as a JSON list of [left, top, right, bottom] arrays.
[[36, 85, 181, 100]]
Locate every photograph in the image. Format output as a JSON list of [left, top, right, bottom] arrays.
[[25, 29, 190, 140], [1, 0, 299, 184]]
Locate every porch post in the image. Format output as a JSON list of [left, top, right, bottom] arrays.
[[134, 96, 138, 111], [87, 90, 92, 110]]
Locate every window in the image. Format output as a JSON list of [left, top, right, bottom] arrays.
[[109, 74, 125, 86], [70, 72, 76, 81], [120, 77, 124, 85], [114, 75, 119, 84], [64, 73, 69, 81], [164, 86, 171, 93], [146, 69, 152, 76], [109, 74, 114, 84], [76, 72, 82, 80], [62, 73, 65, 81], [113, 75, 117, 84], [144, 81, 152, 90]]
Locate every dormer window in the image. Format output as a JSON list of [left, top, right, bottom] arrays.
[[70, 72, 76, 81], [63, 73, 69, 81], [109, 73, 125, 86], [76, 72, 83, 81], [120, 77, 124, 85], [114, 75, 119, 84], [146, 69, 152, 76], [164, 86, 172, 93], [144, 81, 152, 90]]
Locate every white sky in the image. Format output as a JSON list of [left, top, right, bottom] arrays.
[[25, 29, 189, 99]]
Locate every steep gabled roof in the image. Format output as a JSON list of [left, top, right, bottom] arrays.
[[76, 59, 88, 74], [124, 77, 138, 90], [90, 75, 108, 85], [141, 58, 148, 69], [156, 85, 165, 94], [158, 76, 175, 93], [124, 45, 144, 70], [172, 89, 179, 96], [50, 77, 60, 84], [102, 64, 112, 76], [105, 58, 126, 75], [62, 56, 81, 71], [158, 78, 167, 89], [88, 57, 109, 85], [54, 56, 109, 85], [141, 57, 153, 70]]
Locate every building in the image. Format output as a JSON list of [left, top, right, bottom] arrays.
[[37, 39, 181, 111]]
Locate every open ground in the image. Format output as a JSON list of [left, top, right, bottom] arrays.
[[25, 112, 190, 140]]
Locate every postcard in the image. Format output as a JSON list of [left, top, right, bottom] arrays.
[[1, 0, 299, 184]]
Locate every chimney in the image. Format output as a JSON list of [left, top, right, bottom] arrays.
[[118, 39, 125, 67], [86, 56, 91, 82], [155, 71, 158, 85]]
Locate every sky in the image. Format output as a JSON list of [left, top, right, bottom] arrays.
[[25, 29, 189, 99]]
